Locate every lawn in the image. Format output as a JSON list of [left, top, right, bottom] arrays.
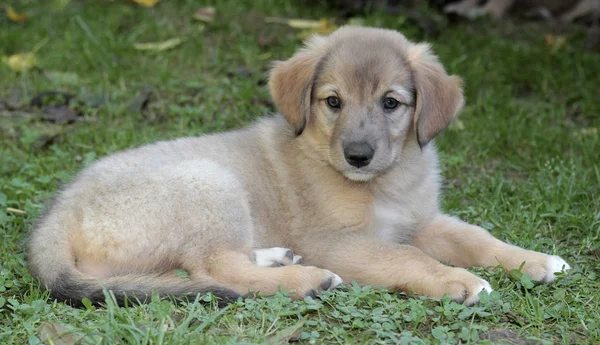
[[1, 0, 599, 344]]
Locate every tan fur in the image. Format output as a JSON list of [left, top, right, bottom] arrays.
[[28, 26, 569, 307]]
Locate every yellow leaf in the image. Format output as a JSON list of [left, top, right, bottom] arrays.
[[133, 37, 185, 52], [6, 6, 27, 22], [193, 7, 215, 22], [297, 19, 338, 39], [132, 0, 159, 8], [3, 52, 37, 72], [265, 17, 322, 29]]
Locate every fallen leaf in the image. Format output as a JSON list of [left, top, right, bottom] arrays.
[[265, 17, 322, 29], [133, 37, 184, 52], [265, 17, 338, 39], [43, 106, 80, 123], [3, 53, 37, 72], [297, 19, 338, 39], [193, 7, 215, 22], [6, 207, 26, 215], [6, 6, 27, 23], [132, 0, 159, 8], [38, 321, 82, 345]]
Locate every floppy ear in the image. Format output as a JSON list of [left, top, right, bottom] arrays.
[[407, 43, 465, 147], [269, 36, 327, 136]]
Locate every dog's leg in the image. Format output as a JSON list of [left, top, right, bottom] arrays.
[[202, 250, 342, 299], [412, 214, 570, 282], [298, 233, 492, 305], [481, 0, 515, 19], [444, 0, 482, 17], [560, 0, 600, 22]]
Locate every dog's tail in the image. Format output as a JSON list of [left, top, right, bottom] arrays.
[[28, 206, 240, 308], [47, 270, 240, 307]]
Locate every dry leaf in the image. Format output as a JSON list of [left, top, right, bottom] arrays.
[[193, 7, 215, 22], [132, 0, 159, 8], [133, 37, 184, 52], [297, 19, 338, 40], [6, 6, 27, 23], [43, 106, 81, 123], [38, 321, 82, 345], [265, 17, 337, 39], [3, 53, 37, 72], [265, 17, 322, 29]]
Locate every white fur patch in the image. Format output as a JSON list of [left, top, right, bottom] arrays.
[[252, 247, 302, 267], [326, 270, 344, 289], [372, 197, 416, 243], [465, 278, 493, 306], [544, 256, 571, 283]]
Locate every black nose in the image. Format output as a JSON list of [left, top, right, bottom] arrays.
[[344, 142, 374, 168]]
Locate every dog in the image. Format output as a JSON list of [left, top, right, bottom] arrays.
[[28, 26, 570, 307], [445, 0, 600, 22]]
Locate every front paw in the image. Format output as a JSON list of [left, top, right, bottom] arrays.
[[520, 254, 571, 283], [425, 268, 493, 306]]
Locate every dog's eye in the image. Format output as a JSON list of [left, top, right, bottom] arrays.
[[383, 97, 400, 111], [326, 96, 341, 109]]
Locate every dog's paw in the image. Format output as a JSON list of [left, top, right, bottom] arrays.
[[437, 268, 493, 306], [513, 253, 571, 283], [542, 256, 571, 283], [303, 269, 344, 298], [463, 278, 493, 305], [251, 247, 303, 267]]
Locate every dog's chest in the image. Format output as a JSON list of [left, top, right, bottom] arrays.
[[371, 194, 417, 243]]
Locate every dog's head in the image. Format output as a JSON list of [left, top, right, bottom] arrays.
[[269, 26, 464, 181]]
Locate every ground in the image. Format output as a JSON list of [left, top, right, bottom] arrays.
[[1, 0, 599, 344]]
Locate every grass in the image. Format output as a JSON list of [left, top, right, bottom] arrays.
[[1, 0, 599, 344]]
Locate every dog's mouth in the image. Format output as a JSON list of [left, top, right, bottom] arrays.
[[342, 169, 377, 182]]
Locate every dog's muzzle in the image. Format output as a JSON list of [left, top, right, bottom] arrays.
[[343, 141, 374, 168]]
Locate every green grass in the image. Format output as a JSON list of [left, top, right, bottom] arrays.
[[1, 1, 599, 344]]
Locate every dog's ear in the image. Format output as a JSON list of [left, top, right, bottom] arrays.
[[406, 43, 464, 147], [269, 35, 328, 136]]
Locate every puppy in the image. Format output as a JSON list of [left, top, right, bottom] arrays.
[[28, 26, 570, 307]]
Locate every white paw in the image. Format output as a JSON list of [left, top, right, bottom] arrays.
[[465, 278, 493, 306], [251, 247, 303, 267], [325, 270, 344, 290], [544, 256, 571, 283]]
